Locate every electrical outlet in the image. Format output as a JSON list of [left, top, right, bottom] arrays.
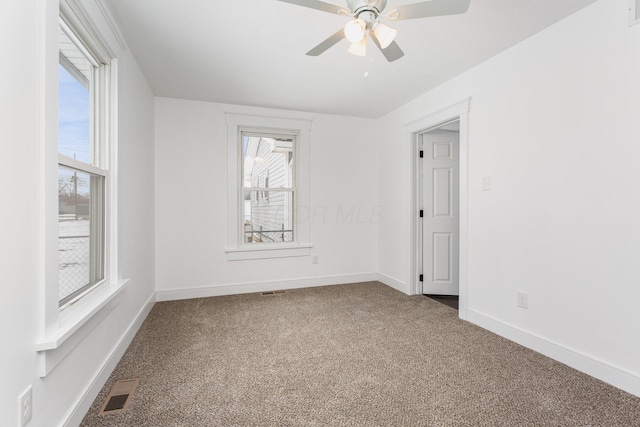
[[19, 385, 32, 426], [517, 291, 529, 310], [312, 255, 318, 264]]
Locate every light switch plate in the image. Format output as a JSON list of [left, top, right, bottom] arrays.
[[482, 176, 491, 191]]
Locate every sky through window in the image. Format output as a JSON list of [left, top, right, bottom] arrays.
[[58, 64, 90, 163]]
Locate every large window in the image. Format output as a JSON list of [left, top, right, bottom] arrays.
[[36, 2, 122, 377], [57, 19, 109, 308], [226, 114, 311, 260]]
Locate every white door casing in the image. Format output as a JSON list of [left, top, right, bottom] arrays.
[[422, 131, 460, 295]]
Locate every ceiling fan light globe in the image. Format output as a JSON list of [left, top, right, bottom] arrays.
[[344, 19, 366, 43], [348, 37, 367, 57], [373, 22, 397, 49]]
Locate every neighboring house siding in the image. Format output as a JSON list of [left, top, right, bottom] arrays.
[[248, 138, 293, 242]]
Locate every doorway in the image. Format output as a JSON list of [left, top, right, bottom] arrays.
[[407, 98, 470, 319], [420, 123, 460, 299]]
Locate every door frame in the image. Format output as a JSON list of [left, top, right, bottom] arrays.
[[406, 98, 470, 319]]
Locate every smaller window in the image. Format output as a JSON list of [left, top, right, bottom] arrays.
[[242, 133, 294, 244], [226, 114, 311, 260]]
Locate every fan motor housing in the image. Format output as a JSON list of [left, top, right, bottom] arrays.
[[347, 0, 387, 15]]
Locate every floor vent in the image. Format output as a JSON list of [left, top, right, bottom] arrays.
[[261, 290, 286, 296], [98, 378, 140, 416]]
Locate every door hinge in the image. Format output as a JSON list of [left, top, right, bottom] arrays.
[[419, 210, 423, 218], [419, 150, 424, 158], [419, 274, 423, 282]]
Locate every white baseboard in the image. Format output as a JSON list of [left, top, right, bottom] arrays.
[[156, 273, 379, 302], [64, 292, 156, 427], [467, 309, 640, 398], [377, 273, 408, 294]]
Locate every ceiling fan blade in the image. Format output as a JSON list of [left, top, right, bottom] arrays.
[[370, 32, 405, 62], [389, 0, 470, 20], [277, 0, 349, 15], [306, 30, 345, 56]]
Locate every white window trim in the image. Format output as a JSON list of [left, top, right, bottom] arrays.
[[225, 114, 312, 260], [37, 1, 127, 377]]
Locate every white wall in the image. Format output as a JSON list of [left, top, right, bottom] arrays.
[[0, 0, 43, 425], [377, 0, 640, 396], [0, 1, 156, 426], [155, 98, 379, 298]]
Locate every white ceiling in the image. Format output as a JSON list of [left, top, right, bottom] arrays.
[[107, 0, 599, 118]]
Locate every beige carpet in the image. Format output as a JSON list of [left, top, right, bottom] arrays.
[[81, 282, 640, 426]]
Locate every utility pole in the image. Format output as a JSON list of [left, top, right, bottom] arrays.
[[73, 153, 78, 221], [73, 172, 78, 220]]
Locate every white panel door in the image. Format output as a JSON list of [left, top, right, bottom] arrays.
[[422, 131, 459, 295]]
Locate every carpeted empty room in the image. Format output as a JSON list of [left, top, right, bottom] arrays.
[[81, 282, 640, 426]]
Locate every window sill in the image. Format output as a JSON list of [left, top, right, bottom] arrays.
[[36, 279, 129, 377], [226, 245, 312, 261]]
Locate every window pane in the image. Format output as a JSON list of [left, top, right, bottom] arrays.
[[59, 25, 92, 163], [243, 136, 294, 189], [58, 166, 104, 306], [243, 190, 294, 243]]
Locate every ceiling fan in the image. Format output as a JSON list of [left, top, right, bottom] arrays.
[[277, 0, 471, 62]]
